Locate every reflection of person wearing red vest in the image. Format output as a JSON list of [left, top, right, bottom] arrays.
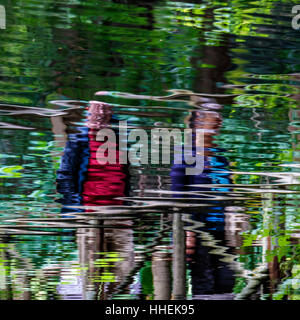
[[82, 101, 127, 206], [56, 101, 127, 209], [56, 101, 132, 300], [82, 141, 126, 206], [82, 101, 133, 298]]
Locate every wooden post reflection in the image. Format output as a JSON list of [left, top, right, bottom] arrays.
[[172, 212, 186, 300], [152, 251, 171, 300]]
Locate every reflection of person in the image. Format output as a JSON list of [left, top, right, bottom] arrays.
[[82, 101, 127, 207], [170, 99, 235, 297], [56, 101, 127, 209], [56, 101, 134, 299]]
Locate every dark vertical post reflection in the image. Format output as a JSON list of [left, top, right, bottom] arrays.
[[4, 251, 12, 300], [172, 212, 186, 300]]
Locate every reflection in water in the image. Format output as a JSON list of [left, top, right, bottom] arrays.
[[173, 105, 236, 298], [0, 0, 299, 301], [55, 101, 134, 299]]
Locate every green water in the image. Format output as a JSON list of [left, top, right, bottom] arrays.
[[0, 0, 299, 300]]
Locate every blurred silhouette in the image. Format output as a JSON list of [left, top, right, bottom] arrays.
[[55, 101, 134, 299], [170, 100, 235, 297]]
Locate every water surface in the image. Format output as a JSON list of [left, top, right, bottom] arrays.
[[0, 0, 299, 300]]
